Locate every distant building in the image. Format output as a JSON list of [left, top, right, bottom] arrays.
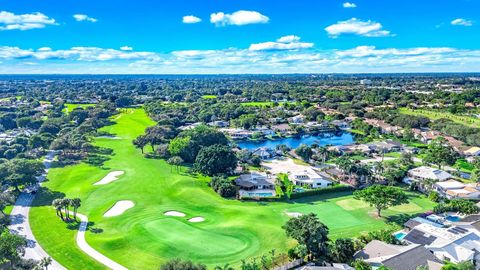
[[360, 79, 372, 85]]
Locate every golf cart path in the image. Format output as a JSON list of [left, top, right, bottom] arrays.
[[73, 211, 128, 270], [8, 151, 66, 270]]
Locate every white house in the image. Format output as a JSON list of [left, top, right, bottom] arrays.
[[404, 223, 480, 264], [404, 166, 452, 191], [434, 180, 480, 200], [288, 168, 332, 188]]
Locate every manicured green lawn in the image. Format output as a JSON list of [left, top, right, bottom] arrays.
[[202, 95, 217, 99], [62, 103, 96, 114], [30, 109, 435, 269], [240, 101, 293, 107], [399, 108, 480, 128]]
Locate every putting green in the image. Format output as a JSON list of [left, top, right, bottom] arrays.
[[336, 198, 370, 210], [29, 109, 435, 269]]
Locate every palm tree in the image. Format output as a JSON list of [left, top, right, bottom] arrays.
[[214, 264, 235, 270], [52, 199, 64, 220], [317, 147, 329, 164], [39, 257, 52, 270], [71, 198, 81, 220], [62, 198, 71, 220]]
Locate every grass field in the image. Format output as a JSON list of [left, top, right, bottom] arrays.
[[30, 108, 435, 269], [240, 101, 293, 107], [399, 108, 480, 128], [202, 95, 217, 99], [62, 103, 96, 114]]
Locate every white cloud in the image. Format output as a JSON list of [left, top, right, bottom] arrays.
[[73, 14, 97, 23], [451, 18, 473, 26], [343, 2, 357, 8], [120, 46, 133, 51], [182, 15, 201, 24], [2, 45, 480, 74], [249, 35, 314, 51], [325, 18, 392, 37], [0, 11, 56, 31], [210, 10, 269, 26]]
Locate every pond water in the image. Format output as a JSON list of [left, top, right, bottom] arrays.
[[237, 132, 354, 150]]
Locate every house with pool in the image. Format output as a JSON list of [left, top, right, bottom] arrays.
[[235, 172, 276, 198]]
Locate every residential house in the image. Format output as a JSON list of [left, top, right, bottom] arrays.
[[330, 120, 349, 130], [463, 147, 480, 157], [364, 119, 403, 135], [208, 120, 229, 128], [235, 172, 275, 198], [403, 223, 480, 264], [220, 128, 253, 140], [354, 240, 442, 270], [403, 166, 452, 192], [433, 180, 480, 200], [289, 168, 332, 188], [252, 147, 276, 160], [289, 115, 305, 124], [271, 124, 292, 135], [368, 140, 402, 153]]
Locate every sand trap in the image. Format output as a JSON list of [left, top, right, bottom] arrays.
[[97, 135, 122, 139], [104, 200, 134, 217], [94, 171, 125, 185], [188, 217, 205, 223], [286, 212, 303, 218], [164, 211, 186, 217]]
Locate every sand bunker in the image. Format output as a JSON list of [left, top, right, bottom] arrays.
[[97, 135, 121, 139], [188, 217, 205, 223], [104, 200, 134, 217], [94, 171, 125, 185], [285, 212, 303, 218], [164, 211, 186, 217]]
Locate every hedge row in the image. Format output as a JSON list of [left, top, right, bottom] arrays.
[[289, 185, 353, 199]]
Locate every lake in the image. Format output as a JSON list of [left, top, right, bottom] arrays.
[[237, 132, 355, 150]]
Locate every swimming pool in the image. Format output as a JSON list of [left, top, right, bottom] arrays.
[[446, 215, 461, 222], [394, 232, 407, 241], [245, 192, 274, 197]]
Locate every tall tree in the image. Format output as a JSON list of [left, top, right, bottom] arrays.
[[354, 185, 408, 217], [423, 137, 457, 169], [283, 213, 329, 260], [194, 144, 237, 176]]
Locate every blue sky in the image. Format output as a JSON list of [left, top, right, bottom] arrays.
[[0, 0, 479, 73]]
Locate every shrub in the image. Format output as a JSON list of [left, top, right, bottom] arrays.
[[289, 185, 353, 199]]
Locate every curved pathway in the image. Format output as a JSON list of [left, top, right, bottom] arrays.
[[73, 212, 128, 270], [8, 151, 66, 270]]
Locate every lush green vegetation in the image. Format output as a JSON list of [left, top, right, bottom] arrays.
[[30, 109, 435, 269], [62, 103, 96, 114], [399, 108, 480, 128]]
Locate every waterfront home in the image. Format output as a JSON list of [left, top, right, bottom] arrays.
[[253, 126, 275, 136], [271, 124, 292, 135], [208, 120, 229, 128], [403, 166, 452, 192], [433, 180, 480, 200], [403, 223, 480, 264], [252, 147, 276, 160], [288, 115, 305, 124], [220, 128, 253, 140], [288, 168, 332, 188], [330, 120, 349, 130], [328, 144, 372, 155], [353, 240, 442, 270]]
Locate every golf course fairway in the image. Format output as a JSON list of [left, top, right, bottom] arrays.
[[29, 108, 435, 269]]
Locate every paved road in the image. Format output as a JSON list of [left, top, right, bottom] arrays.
[[8, 151, 66, 270], [74, 212, 128, 270]]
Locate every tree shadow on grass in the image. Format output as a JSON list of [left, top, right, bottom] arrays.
[[385, 213, 416, 226], [30, 187, 65, 207], [64, 220, 103, 234]]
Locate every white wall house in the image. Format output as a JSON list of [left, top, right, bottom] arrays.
[[403, 166, 452, 192], [288, 168, 332, 188], [434, 180, 480, 200]]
